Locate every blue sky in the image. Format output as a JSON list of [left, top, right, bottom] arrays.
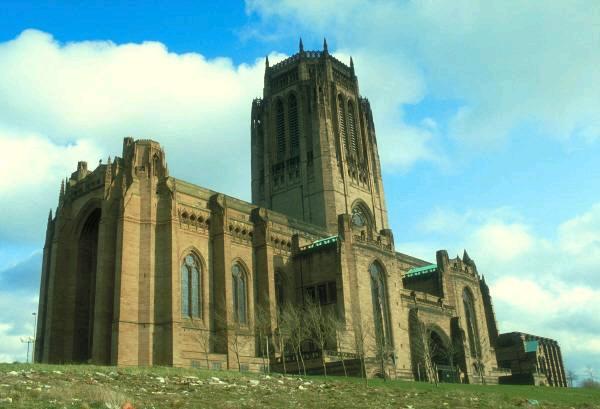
[[0, 0, 599, 379]]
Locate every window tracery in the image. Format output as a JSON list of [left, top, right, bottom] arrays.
[[232, 263, 248, 324], [181, 253, 202, 318], [370, 261, 391, 347]]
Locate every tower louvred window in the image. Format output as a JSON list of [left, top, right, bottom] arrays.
[[289, 94, 299, 156], [337, 95, 347, 154], [276, 99, 285, 160], [348, 101, 357, 156]]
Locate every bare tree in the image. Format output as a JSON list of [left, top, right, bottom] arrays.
[[351, 310, 370, 386], [584, 366, 595, 383], [326, 308, 348, 377], [369, 319, 395, 381], [566, 369, 578, 387], [279, 303, 308, 375], [216, 314, 248, 372], [194, 328, 211, 370], [305, 300, 336, 377], [254, 303, 272, 373]]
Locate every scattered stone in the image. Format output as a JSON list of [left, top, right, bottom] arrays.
[[52, 370, 63, 375], [7, 371, 18, 376], [156, 377, 165, 383], [0, 397, 12, 403], [210, 377, 220, 382], [249, 379, 260, 386], [527, 399, 540, 406], [298, 385, 306, 390], [277, 380, 284, 384]]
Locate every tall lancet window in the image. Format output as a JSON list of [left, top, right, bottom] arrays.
[[463, 287, 481, 357], [276, 99, 286, 161], [181, 253, 201, 318], [337, 95, 348, 154], [232, 263, 248, 324], [369, 261, 391, 347], [289, 94, 299, 156], [347, 101, 358, 157]]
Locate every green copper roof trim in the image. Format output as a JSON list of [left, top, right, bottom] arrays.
[[300, 235, 338, 252], [404, 264, 438, 278]]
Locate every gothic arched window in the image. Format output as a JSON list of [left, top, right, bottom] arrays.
[[288, 94, 299, 156], [232, 263, 248, 324], [351, 201, 374, 237], [276, 99, 286, 161], [347, 100, 358, 157], [181, 253, 202, 318], [337, 95, 348, 154], [370, 261, 391, 347], [463, 287, 481, 358]]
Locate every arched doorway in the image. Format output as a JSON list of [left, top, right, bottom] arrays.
[[429, 330, 459, 383], [73, 208, 101, 362]]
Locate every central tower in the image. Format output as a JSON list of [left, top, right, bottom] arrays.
[[251, 39, 389, 235]]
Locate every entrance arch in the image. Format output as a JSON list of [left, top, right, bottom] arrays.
[[73, 208, 101, 362]]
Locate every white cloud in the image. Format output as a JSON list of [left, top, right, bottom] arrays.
[[473, 222, 533, 262], [558, 203, 600, 263], [247, 0, 600, 146], [0, 30, 287, 245], [0, 292, 38, 363]]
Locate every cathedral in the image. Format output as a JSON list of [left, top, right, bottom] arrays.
[[34, 40, 565, 385]]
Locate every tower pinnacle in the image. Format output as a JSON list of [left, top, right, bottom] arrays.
[[299, 37, 304, 52], [323, 37, 328, 53]]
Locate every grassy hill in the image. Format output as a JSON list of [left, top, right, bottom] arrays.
[[0, 364, 598, 408]]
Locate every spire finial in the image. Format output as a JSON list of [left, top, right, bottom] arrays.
[[265, 55, 269, 68], [59, 179, 65, 202], [299, 37, 304, 52], [323, 37, 328, 53], [48, 208, 53, 222], [350, 56, 355, 73]]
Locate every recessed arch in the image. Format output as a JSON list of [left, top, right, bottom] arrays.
[[73, 206, 102, 362]]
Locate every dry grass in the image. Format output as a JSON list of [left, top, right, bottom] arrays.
[[0, 363, 598, 408]]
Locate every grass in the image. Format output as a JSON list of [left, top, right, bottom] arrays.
[[0, 363, 598, 408]]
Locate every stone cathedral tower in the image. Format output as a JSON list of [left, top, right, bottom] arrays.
[[251, 39, 389, 235]]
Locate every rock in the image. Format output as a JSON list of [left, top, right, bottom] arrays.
[[303, 381, 311, 386], [0, 397, 12, 403], [298, 385, 306, 390], [249, 380, 260, 386], [7, 371, 18, 376], [210, 377, 220, 382], [264, 375, 272, 379], [52, 370, 63, 375], [527, 400, 540, 406], [156, 377, 165, 383], [277, 380, 284, 384]]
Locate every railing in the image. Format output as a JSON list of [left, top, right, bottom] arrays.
[[277, 349, 358, 363]]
